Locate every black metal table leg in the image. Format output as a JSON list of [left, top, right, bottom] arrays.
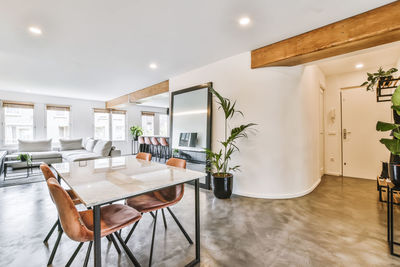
[[93, 205, 102, 267], [185, 178, 200, 266]]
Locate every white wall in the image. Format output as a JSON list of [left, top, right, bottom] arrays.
[[115, 104, 167, 155], [170, 52, 325, 199], [0, 90, 104, 148], [323, 65, 395, 176]]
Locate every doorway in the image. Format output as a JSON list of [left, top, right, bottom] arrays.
[[340, 87, 391, 179]]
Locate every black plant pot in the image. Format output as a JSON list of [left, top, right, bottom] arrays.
[[212, 173, 233, 199], [389, 163, 400, 187]]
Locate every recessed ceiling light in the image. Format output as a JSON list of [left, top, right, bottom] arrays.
[[149, 63, 158, 69], [239, 17, 251, 26], [355, 63, 364, 69], [28, 26, 42, 35]]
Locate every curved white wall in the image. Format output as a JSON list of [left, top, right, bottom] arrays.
[[170, 52, 325, 199]]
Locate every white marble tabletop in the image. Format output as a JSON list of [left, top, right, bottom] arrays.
[[52, 155, 206, 207]]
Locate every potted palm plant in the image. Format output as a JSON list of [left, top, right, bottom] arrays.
[[206, 88, 256, 199]]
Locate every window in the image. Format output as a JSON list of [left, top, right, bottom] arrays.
[[3, 101, 34, 145], [141, 112, 154, 136], [159, 114, 169, 136], [93, 109, 126, 141], [94, 109, 110, 140], [46, 105, 70, 141], [111, 110, 126, 141]]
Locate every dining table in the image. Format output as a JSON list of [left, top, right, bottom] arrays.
[[52, 155, 206, 267]]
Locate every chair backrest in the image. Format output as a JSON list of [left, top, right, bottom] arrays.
[[40, 164, 55, 181], [136, 152, 152, 161], [46, 178, 93, 242], [154, 158, 186, 202], [159, 137, 169, 147], [151, 137, 160, 146], [166, 158, 186, 169], [138, 136, 145, 144]]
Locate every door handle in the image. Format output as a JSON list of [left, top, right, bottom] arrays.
[[343, 129, 351, 139]]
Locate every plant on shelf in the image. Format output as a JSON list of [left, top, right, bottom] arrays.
[[130, 125, 143, 141], [360, 67, 398, 91], [17, 153, 32, 164], [173, 149, 179, 158], [205, 87, 256, 199], [374, 79, 400, 185]]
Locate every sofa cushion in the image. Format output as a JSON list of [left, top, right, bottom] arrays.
[[60, 138, 83, 151], [31, 151, 62, 159], [60, 149, 87, 157], [63, 152, 102, 162], [93, 140, 112, 157], [18, 139, 52, 152], [85, 138, 98, 152]]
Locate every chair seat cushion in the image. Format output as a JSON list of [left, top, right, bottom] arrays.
[[79, 204, 141, 238], [126, 185, 184, 213]]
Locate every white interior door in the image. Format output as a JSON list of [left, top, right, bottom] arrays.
[[341, 88, 391, 179], [319, 88, 325, 177]]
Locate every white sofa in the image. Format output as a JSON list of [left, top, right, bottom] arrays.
[[59, 138, 121, 162], [7, 138, 121, 168]]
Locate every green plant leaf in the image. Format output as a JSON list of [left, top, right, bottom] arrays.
[[392, 85, 400, 108], [394, 132, 400, 140], [380, 138, 400, 156], [376, 121, 400, 131]]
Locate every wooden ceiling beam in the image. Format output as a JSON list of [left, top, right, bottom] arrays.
[[106, 80, 169, 108], [251, 1, 400, 68]]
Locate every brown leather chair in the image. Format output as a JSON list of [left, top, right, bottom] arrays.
[[46, 178, 142, 267], [136, 152, 152, 161], [41, 163, 84, 266], [125, 158, 191, 266], [41, 164, 123, 265]]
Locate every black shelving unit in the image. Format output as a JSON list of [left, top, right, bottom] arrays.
[[377, 77, 400, 102]]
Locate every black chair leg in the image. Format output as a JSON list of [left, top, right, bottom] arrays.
[[106, 235, 111, 242], [109, 234, 121, 254], [166, 207, 193, 244], [83, 241, 92, 267], [161, 209, 167, 229], [48, 229, 63, 266], [150, 211, 156, 219], [149, 210, 158, 267], [66, 242, 84, 267], [114, 232, 141, 267], [44, 220, 58, 244], [124, 220, 139, 244]]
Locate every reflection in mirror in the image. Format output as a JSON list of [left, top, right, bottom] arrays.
[[170, 83, 212, 189]]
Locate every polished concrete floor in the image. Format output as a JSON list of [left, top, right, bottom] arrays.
[[0, 175, 399, 266]]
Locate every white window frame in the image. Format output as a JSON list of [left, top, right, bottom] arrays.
[[45, 104, 71, 142], [93, 108, 127, 141], [1, 100, 35, 146]]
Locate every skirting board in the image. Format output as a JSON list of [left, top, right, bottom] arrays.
[[325, 171, 342, 176], [234, 177, 321, 200]]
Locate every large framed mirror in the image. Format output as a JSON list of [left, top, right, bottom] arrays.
[[170, 82, 212, 189]]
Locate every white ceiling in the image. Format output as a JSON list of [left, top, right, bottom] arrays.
[[316, 41, 400, 76], [0, 0, 395, 101]]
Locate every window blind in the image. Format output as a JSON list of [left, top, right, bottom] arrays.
[[2, 101, 34, 109], [142, 111, 155, 116], [46, 105, 70, 111], [94, 108, 110, 113], [111, 109, 127, 114]]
